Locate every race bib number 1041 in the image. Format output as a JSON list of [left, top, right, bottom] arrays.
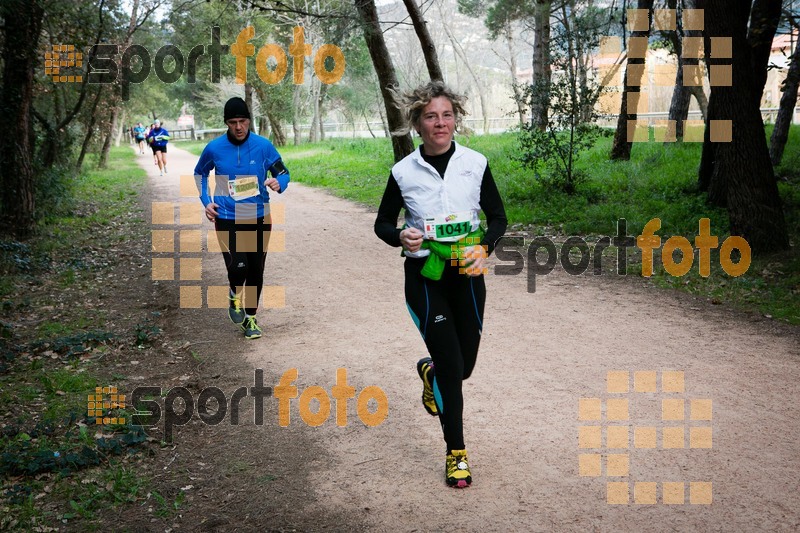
[[424, 212, 472, 241]]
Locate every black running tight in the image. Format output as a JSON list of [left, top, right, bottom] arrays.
[[404, 256, 486, 451], [214, 216, 272, 315]]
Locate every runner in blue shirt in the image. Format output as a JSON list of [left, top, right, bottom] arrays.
[[133, 122, 146, 154], [146, 119, 170, 175], [194, 97, 290, 339]]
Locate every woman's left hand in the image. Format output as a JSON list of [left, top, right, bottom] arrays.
[[461, 245, 488, 277]]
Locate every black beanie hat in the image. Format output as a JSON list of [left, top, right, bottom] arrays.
[[224, 97, 251, 122]]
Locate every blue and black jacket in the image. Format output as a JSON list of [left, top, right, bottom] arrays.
[[194, 131, 290, 220]]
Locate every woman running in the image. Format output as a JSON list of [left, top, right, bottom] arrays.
[[374, 81, 507, 488]]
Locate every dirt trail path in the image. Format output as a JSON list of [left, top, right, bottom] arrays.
[[139, 144, 799, 531]]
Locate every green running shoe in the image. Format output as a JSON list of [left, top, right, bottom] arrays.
[[242, 316, 262, 339], [228, 294, 245, 325]]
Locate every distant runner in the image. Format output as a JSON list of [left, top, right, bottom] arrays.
[[133, 122, 146, 154], [146, 119, 170, 175]]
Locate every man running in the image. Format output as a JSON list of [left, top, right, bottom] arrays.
[[146, 119, 170, 175], [194, 97, 290, 339]]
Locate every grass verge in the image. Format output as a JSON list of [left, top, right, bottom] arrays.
[[0, 147, 160, 530]]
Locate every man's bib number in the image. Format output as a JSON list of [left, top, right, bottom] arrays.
[[424, 212, 472, 241], [228, 176, 259, 200]]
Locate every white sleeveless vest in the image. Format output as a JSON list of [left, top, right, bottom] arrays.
[[392, 142, 486, 258]]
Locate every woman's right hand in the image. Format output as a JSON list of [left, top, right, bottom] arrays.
[[399, 227, 424, 253]]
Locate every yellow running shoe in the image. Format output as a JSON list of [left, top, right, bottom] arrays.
[[416, 357, 438, 416], [446, 449, 472, 488]]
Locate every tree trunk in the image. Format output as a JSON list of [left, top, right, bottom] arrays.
[[697, 90, 716, 193], [747, 0, 782, 109], [666, 0, 699, 140], [99, 0, 141, 168], [689, 84, 709, 119], [703, 0, 788, 253], [377, 86, 390, 137], [667, 58, 692, 140], [292, 85, 302, 146], [568, 2, 591, 124], [39, 125, 61, 170], [362, 109, 377, 138], [254, 84, 286, 145], [402, 0, 443, 81], [114, 108, 127, 147], [611, 0, 654, 160], [308, 78, 320, 143], [98, 103, 119, 169], [694, 0, 713, 187], [505, 24, 526, 128], [76, 86, 105, 171], [245, 83, 256, 132], [355, 0, 414, 161], [267, 110, 286, 146], [769, 39, 800, 166], [0, 0, 44, 239], [532, 0, 552, 130], [318, 82, 329, 141]]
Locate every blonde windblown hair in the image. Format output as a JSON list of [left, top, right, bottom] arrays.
[[389, 81, 469, 137]]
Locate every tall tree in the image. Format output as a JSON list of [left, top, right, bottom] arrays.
[[355, 0, 414, 161], [769, 11, 800, 166], [33, 0, 117, 170], [516, 0, 605, 194], [532, 0, 552, 130], [458, 0, 535, 127], [701, 0, 788, 252], [98, 0, 163, 168], [700, 0, 782, 196], [666, 0, 708, 140], [748, 0, 783, 109], [0, 0, 45, 238], [437, 2, 490, 133], [76, 85, 107, 171], [610, 0, 654, 160], [402, 0, 444, 81]]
